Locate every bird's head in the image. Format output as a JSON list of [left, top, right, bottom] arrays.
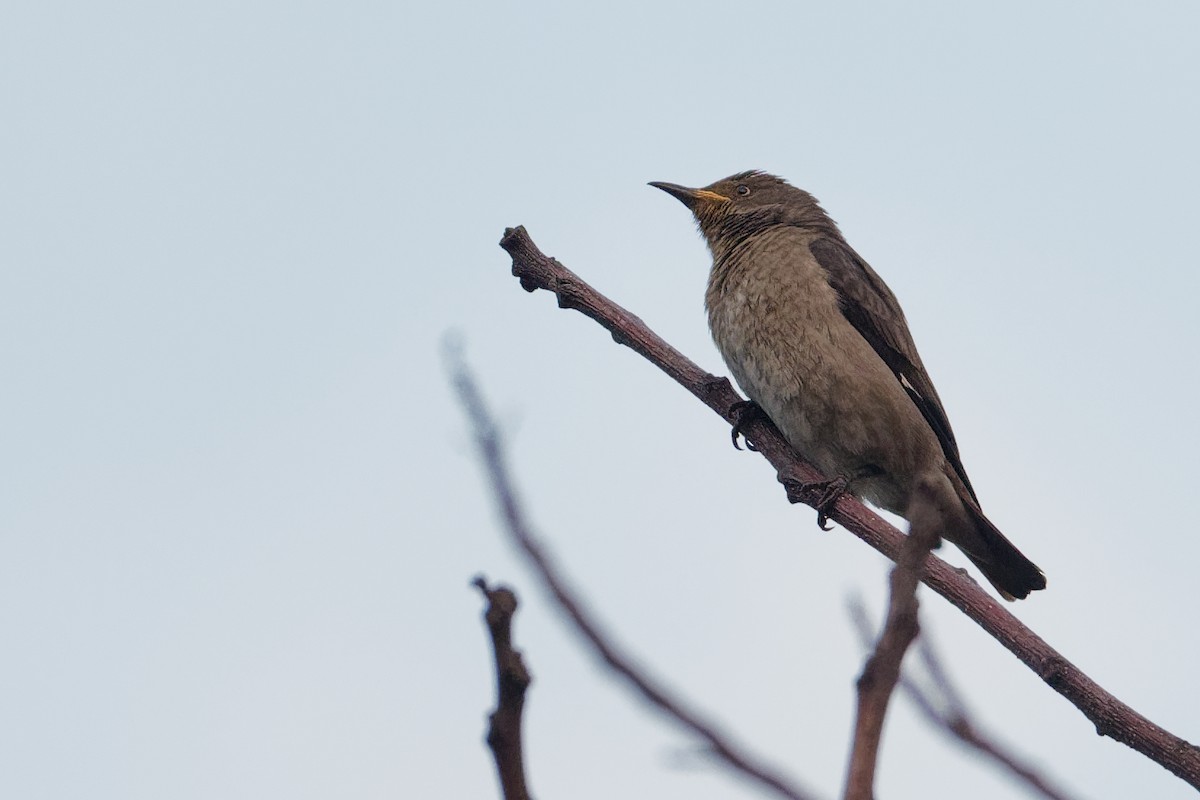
[[650, 171, 835, 256]]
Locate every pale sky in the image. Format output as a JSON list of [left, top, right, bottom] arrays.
[[2, 2, 1198, 799]]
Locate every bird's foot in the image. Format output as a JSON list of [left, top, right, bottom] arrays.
[[728, 400, 767, 451], [810, 476, 849, 530], [782, 475, 850, 531]]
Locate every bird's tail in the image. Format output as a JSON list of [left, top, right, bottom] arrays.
[[960, 505, 1047, 601], [911, 471, 1047, 601]]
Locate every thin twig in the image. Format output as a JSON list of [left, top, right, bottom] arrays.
[[473, 576, 533, 800], [846, 603, 1085, 800], [911, 636, 1084, 800], [449, 348, 821, 800], [842, 478, 941, 800], [497, 224, 1200, 790]]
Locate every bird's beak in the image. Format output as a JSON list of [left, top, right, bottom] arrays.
[[649, 181, 730, 211]]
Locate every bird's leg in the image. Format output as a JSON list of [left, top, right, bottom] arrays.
[[782, 465, 883, 531], [782, 474, 848, 529], [728, 400, 767, 451]]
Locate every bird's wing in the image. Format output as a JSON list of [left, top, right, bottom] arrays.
[[809, 236, 978, 503]]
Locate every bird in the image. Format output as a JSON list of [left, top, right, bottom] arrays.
[[650, 171, 1046, 600]]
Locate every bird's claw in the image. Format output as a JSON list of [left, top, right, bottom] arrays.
[[789, 476, 849, 530], [728, 400, 765, 451], [812, 477, 850, 529]]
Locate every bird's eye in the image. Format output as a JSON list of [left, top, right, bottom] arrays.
[[736, 185, 751, 196]]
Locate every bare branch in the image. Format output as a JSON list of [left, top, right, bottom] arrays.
[[843, 479, 941, 800], [913, 641, 1085, 800], [498, 224, 1200, 790], [449, 349, 821, 800], [848, 603, 1085, 800], [473, 576, 533, 800]]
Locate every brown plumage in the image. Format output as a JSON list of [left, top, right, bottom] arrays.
[[651, 171, 1046, 600]]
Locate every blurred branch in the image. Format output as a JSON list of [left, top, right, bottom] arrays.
[[848, 603, 1084, 800], [842, 480, 941, 800], [473, 576, 533, 800], [449, 349, 820, 800], [497, 224, 1200, 790]]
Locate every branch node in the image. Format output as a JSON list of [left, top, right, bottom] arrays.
[[1037, 655, 1069, 689], [700, 374, 735, 402]]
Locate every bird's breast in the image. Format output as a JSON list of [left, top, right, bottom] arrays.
[[704, 229, 935, 499], [705, 232, 844, 416]]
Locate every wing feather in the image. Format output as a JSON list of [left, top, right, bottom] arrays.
[[809, 237, 979, 503]]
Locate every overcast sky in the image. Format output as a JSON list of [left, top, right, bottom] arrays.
[[3, 2, 1198, 799]]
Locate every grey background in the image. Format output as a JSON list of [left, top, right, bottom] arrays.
[[2, 1, 1197, 798]]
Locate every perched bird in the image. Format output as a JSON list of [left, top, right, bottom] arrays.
[[651, 171, 1046, 600]]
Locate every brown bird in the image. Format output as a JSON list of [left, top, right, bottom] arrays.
[[651, 171, 1046, 600]]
